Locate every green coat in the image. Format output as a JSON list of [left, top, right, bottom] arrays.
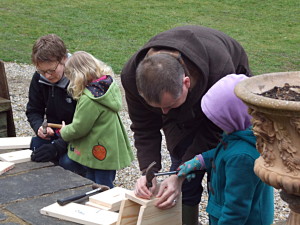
[[61, 81, 134, 170]]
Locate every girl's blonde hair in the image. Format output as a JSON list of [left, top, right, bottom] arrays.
[[65, 51, 114, 99]]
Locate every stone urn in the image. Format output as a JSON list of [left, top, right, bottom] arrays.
[[234, 71, 300, 225]]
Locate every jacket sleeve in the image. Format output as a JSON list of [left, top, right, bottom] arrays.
[[60, 96, 99, 142], [121, 71, 163, 173], [201, 148, 217, 173], [182, 117, 222, 162], [218, 154, 260, 224], [25, 73, 46, 134]]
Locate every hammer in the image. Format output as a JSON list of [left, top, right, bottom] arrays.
[[145, 161, 178, 188], [57, 184, 110, 206], [145, 161, 197, 189], [42, 118, 63, 134]]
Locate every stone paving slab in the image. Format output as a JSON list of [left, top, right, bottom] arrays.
[[4, 187, 94, 225], [1, 223, 21, 225], [0, 210, 7, 221], [3, 161, 53, 176], [0, 166, 93, 205]]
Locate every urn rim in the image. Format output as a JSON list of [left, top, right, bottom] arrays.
[[235, 71, 300, 112]]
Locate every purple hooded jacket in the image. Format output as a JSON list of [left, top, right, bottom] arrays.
[[201, 74, 251, 133]]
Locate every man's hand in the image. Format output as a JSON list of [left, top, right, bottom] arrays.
[[134, 175, 157, 199], [155, 175, 184, 209], [31, 143, 58, 162], [37, 126, 55, 140]]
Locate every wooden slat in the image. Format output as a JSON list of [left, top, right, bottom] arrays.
[[0, 113, 7, 137], [85, 201, 112, 211], [116, 199, 141, 225], [40, 202, 118, 225], [0, 60, 16, 137], [137, 202, 181, 225], [0, 161, 15, 175], [0, 137, 31, 150], [0, 97, 11, 112], [0, 149, 32, 163], [89, 187, 131, 212]]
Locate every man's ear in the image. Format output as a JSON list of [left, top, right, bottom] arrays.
[[183, 76, 190, 89]]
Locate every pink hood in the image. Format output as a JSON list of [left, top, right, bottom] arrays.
[[201, 74, 251, 133]]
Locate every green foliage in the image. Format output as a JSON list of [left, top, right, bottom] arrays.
[[0, 0, 299, 74]]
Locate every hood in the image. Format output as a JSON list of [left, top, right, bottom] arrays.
[[223, 128, 256, 146], [83, 77, 122, 112], [134, 26, 242, 96], [201, 74, 251, 133]]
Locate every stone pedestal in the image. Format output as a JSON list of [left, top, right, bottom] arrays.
[[280, 191, 300, 225]]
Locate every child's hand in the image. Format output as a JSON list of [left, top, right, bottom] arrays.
[[61, 121, 66, 129], [177, 155, 205, 181]]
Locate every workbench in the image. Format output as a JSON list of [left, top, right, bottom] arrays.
[[0, 149, 94, 225]]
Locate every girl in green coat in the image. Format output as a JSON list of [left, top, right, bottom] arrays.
[[60, 51, 134, 188]]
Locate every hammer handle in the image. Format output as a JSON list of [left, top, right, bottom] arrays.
[[47, 123, 62, 129], [57, 188, 103, 206], [57, 193, 86, 206]]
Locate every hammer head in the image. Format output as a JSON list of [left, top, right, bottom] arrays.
[[145, 161, 156, 189], [42, 118, 47, 134]]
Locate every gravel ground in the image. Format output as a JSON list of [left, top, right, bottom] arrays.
[[4, 62, 289, 224]]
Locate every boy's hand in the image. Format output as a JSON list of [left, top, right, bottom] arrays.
[[37, 126, 54, 140]]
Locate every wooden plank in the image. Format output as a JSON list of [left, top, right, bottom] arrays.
[[0, 161, 15, 175], [85, 201, 112, 211], [117, 191, 182, 225], [124, 191, 153, 207], [137, 201, 181, 225], [0, 60, 16, 137], [0, 137, 31, 150], [89, 187, 131, 211], [116, 199, 141, 225], [0, 97, 11, 112], [0, 149, 32, 163], [40, 202, 118, 225], [0, 112, 7, 137]]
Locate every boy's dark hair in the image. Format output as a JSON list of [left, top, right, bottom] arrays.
[[31, 34, 67, 66]]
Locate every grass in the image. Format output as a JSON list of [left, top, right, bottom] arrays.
[[0, 0, 299, 74]]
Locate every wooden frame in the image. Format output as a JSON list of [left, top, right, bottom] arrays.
[[117, 191, 182, 225], [41, 188, 182, 225]]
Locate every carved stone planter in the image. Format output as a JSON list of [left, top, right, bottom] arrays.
[[235, 71, 300, 225]]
